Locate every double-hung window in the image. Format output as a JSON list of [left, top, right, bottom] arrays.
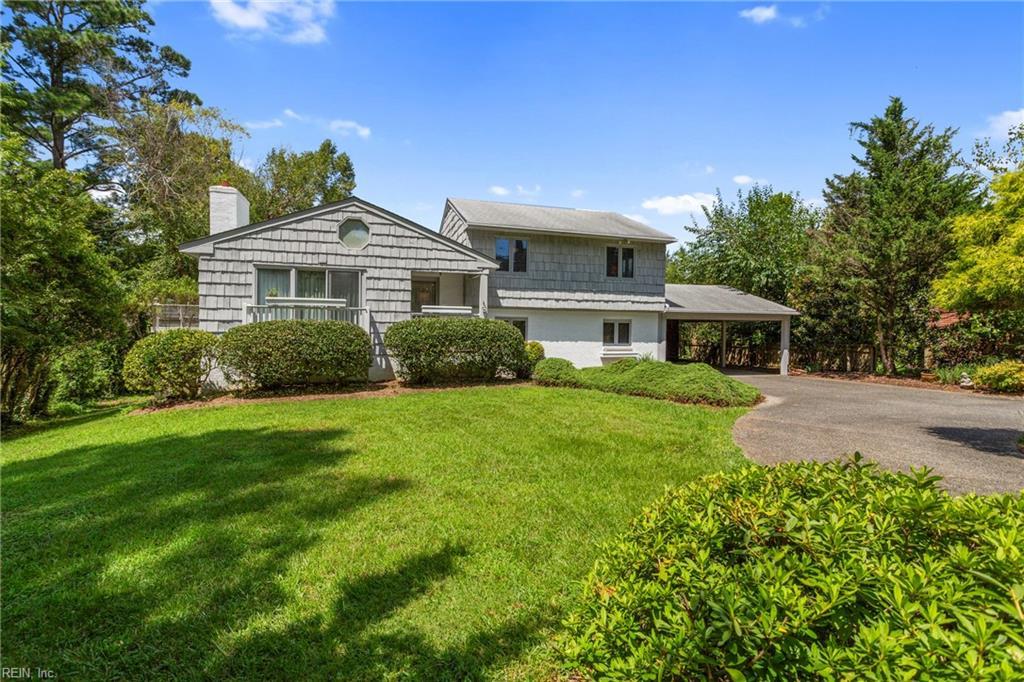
[[606, 246, 635, 278], [602, 320, 631, 346], [497, 317, 528, 338], [496, 237, 528, 272], [255, 266, 361, 306]]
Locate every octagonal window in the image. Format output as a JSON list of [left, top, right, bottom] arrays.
[[338, 218, 370, 249]]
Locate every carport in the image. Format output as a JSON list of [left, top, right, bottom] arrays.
[[662, 284, 800, 375]]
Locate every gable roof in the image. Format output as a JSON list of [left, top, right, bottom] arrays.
[[665, 284, 799, 316], [446, 198, 676, 243], [179, 195, 498, 267]]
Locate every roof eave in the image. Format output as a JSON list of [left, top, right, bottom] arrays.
[[465, 222, 676, 244]]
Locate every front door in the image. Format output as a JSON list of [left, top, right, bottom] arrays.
[[411, 280, 437, 312]]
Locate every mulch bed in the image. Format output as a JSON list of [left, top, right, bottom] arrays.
[[806, 371, 1021, 396]]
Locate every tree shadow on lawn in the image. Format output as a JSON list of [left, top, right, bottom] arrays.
[[1, 427, 409, 677], [2, 426, 557, 679]]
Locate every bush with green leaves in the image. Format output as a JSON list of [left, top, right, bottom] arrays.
[[383, 317, 527, 384], [522, 341, 546, 376], [534, 357, 760, 407], [561, 458, 1024, 680], [122, 329, 218, 400], [49, 342, 117, 404], [973, 360, 1024, 393], [533, 357, 583, 387], [218, 320, 372, 390]]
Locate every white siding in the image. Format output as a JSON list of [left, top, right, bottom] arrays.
[[495, 309, 662, 367]]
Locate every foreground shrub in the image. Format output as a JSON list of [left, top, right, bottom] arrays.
[[533, 357, 582, 387], [535, 358, 760, 407], [561, 458, 1024, 680], [219, 320, 372, 390], [50, 342, 117, 404], [123, 329, 218, 400], [973, 359, 1024, 393], [384, 317, 527, 384]]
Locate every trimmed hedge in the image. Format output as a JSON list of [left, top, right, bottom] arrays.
[[384, 317, 527, 384], [533, 357, 583, 387], [561, 458, 1024, 680], [535, 357, 760, 407], [123, 329, 218, 400], [218, 320, 372, 390], [973, 360, 1024, 393]]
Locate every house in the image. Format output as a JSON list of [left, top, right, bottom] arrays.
[[179, 186, 798, 379]]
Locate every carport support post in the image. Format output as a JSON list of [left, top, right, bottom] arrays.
[[719, 321, 727, 368], [780, 317, 791, 376]]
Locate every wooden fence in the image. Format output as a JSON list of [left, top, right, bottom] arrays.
[[678, 343, 877, 373]]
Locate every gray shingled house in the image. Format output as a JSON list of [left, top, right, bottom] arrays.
[[179, 186, 798, 379]]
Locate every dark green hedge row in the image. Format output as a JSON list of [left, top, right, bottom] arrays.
[[561, 458, 1024, 680], [219, 320, 372, 390], [383, 317, 527, 384], [533, 357, 761, 407]]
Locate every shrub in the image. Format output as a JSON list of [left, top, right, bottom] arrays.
[[48, 400, 86, 417], [524, 341, 545, 372], [533, 357, 583, 387], [973, 360, 1024, 393], [122, 329, 218, 400], [933, 358, 999, 386], [218, 320, 372, 390], [384, 317, 527, 384], [50, 342, 117, 404], [561, 458, 1024, 680]]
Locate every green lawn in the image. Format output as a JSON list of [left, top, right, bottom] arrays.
[[2, 386, 747, 680]]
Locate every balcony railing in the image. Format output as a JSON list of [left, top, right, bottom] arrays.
[[412, 305, 477, 317], [245, 297, 367, 328]]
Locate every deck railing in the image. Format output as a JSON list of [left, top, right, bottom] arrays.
[[245, 299, 367, 328], [412, 305, 477, 318], [150, 303, 200, 332]]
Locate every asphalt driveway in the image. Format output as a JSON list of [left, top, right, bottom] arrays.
[[730, 372, 1024, 495]]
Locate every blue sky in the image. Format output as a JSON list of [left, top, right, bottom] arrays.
[[149, 1, 1024, 244]]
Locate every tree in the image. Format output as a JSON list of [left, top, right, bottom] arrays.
[[932, 171, 1024, 312], [818, 97, 980, 374], [680, 186, 817, 304], [973, 123, 1024, 176], [2, 0, 194, 171], [0, 133, 123, 421], [252, 139, 356, 219]]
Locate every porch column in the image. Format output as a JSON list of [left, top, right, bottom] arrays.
[[720, 321, 727, 368], [780, 316, 791, 376], [478, 271, 488, 318]]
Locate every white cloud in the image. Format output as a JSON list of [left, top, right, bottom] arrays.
[[209, 0, 335, 45], [980, 108, 1024, 139], [623, 213, 650, 225], [238, 156, 257, 171], [489, 185, 510, 196], [244, 117, 284, 130], [642, 192, 717, 216], [704, 165, 715, 175], [283, 108, 308, 121], [328, 119, 371, 138], [739, 5, 778, 24], [571, 188, 586, 199], [516, 184, 542, 198], [733, 174, 754, 185]]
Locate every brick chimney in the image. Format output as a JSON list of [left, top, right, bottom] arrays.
[[209, 184, 250, 235]]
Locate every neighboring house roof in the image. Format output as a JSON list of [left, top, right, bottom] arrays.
[[665, 284, 800, 316], [179, 195, 498, 267], [446, 198, 676, 243]]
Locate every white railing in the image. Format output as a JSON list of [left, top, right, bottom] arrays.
[[245, 299, 367, 328], [413, 305, 477, 317], [150, 303, 200, 332]]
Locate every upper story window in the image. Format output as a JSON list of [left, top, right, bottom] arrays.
[[606, 246, 634, 278], [496, 237, 528, 272], [338, 218, 370, 250]]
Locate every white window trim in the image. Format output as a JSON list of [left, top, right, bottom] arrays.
[[496, 316, 528, 339], [603, 318, 632, 346], [495, 236, 528, 274], [605, 245, 635, 279], [252, 264, 364, 306]]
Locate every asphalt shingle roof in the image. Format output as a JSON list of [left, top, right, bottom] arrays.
[[665, 284, 799, 316], [448, 198, 676, 243]]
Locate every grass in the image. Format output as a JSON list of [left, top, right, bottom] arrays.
[[536, 358, 762, 407], [1, 385, 748, 680]]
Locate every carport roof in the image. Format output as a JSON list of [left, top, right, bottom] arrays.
[[665, 284, 799, 317]]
